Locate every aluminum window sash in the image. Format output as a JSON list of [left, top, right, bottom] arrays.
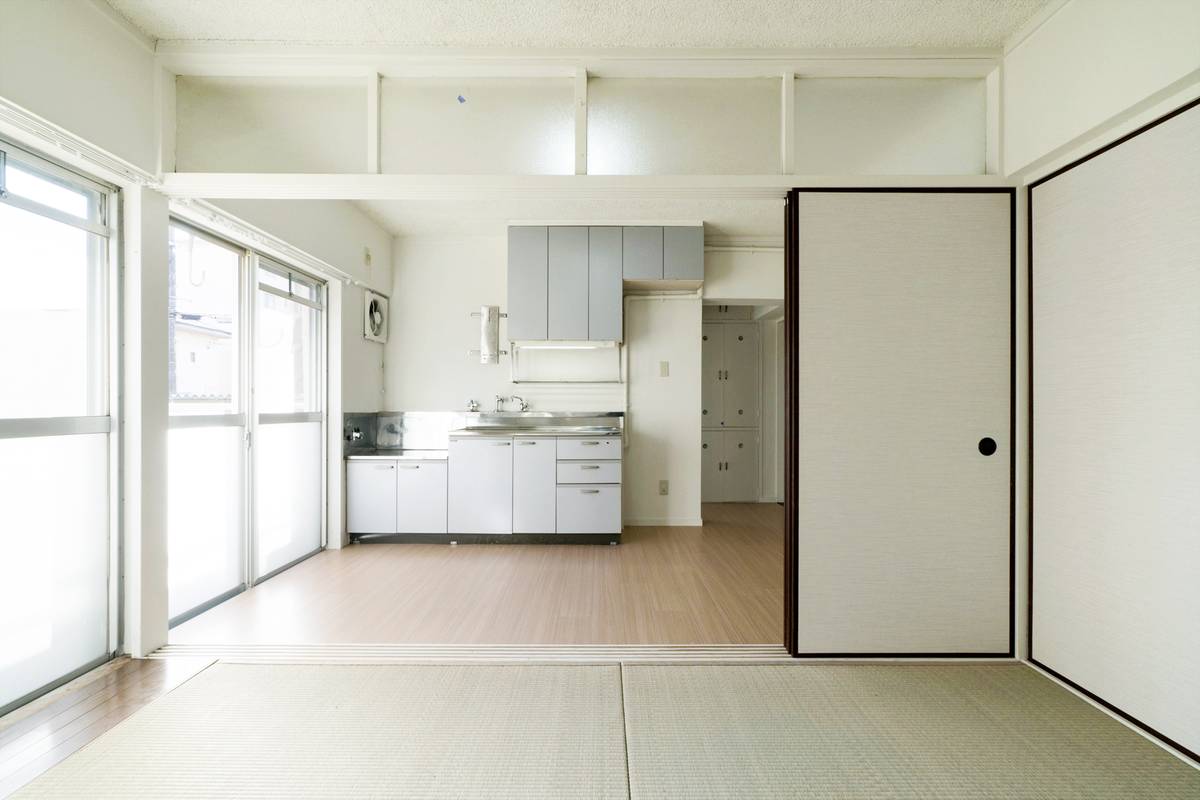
[[257, 412, 322, 425], [0, 191, 111, 237], [167, 413, 248, 429], [0, 416, 111, 439], [256, 282, 325, 311]]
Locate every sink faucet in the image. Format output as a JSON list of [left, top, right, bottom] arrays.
[[510, 395, 529, 412], [494, 394, 507, 412]]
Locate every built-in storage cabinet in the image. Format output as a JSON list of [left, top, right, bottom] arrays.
[[548, 226, 589, 340], [702, 323, 759, 427], [513, 437, 556, 533], [448, 438, 514, 533], [507, 225, 703, 343], [395, 462, 448, 534], [507, 226, 548, 340], [557, 485, 622, 534], [622, 226, 664, 279], [347, 461, 398, 534], [556, 435, 622, 535], [702, 430, 759, 502], [588, 227, 623, 341]]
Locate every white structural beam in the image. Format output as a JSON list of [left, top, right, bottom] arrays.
[[780, 72, 795, 174], [160, 172, 1015, 201], [155, 43, 1000, 80], [366, 71, 381, 173], [574, 67, 588, 175]]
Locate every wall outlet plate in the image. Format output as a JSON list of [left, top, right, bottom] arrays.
[[659, 480, 669, 495], [660, 361, 670, 377]]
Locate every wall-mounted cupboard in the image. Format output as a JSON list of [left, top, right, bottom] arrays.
[[507, 225, 703, 343]]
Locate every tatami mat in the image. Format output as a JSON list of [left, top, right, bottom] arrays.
[[13, 662, 1200, 799], [621, 663, 1200, 799], [13, 663, 628, 799]]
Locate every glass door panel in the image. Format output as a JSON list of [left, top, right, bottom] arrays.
[[166, 223, 245, 624]]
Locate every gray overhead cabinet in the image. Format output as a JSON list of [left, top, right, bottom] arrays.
[[507, 224, 703, 343]]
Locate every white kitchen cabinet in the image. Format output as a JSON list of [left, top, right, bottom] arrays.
[[347, 461, 398, 534], [702, 430, 759, 502], [556, 461, 622, 484], [556, 485, 622, 534], [395, 461, 448, 533], [701, 322, 759, 428], [513, 437, 556, 534], [448, 437, 513, 533], [557, 436, 622, 460]]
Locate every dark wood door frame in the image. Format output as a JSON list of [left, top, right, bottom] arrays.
[[783, 187, 1017, 659]]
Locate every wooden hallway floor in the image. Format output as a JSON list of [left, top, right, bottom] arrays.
[[170, 502, 784, 645]]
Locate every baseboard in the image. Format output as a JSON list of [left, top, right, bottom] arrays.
[[623, 517, 705, 527]]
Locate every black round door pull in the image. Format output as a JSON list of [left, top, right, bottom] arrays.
[[978, 437, 997, 456]]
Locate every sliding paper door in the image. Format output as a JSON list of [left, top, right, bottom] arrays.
[[0, 142, 114, 712], [1031, 101, 1200, 756], [794, 189, 1012, 655], [253, 261, 325, 580]]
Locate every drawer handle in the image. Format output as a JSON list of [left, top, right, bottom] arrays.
[[581, 489, 601, 494], [398, 465, 420, 469], [580, 441, 601, 446], [580, 465, 601, 470], [517, 441, 537, 445], [491, 442, 511, 446]]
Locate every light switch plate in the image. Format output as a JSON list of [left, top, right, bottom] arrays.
[[659, 361, 670, 377], [659, 480, 669, 495]]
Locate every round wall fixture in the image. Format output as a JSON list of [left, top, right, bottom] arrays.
[[363, 290, 389, 343]]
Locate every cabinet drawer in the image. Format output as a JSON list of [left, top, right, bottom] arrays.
[[556, 461, 621, 484], [557, 436, 621, 460], [556, 485, 622, 534], [396, 461, 447, 533]]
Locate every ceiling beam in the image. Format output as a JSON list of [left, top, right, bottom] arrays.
[[156, 43, 1001, 80], [159, 172, 1015, 201]]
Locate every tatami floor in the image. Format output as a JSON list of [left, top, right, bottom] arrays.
[[171, 502, 784, 646]]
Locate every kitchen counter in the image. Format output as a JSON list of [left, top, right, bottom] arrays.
[[345, 449, 448, 461], [447, 426, 621, 438]]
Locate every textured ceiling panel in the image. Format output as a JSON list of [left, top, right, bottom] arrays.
[[106, 0, 1048, 49]]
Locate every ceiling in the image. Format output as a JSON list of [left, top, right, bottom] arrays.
[[107, 0, 1049, 49]]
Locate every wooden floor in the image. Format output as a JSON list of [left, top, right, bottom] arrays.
[[172, 502, 784, 645], [0, 656, 212, 798]]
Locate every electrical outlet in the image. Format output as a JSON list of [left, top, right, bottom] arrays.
[[659, 361, 670, 377], [659, 480, 669, 496]]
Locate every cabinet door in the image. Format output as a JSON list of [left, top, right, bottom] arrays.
[[346, 461, 397, 534], [448, 438, 513, 533], [701, 430, 724, 502], [396, 462, 448, 533], [664, 226, 703, 280], [507, 226, 547, 340], [622, 226, 663, 280], [723, 431, 759, 502], [556, 485, 622, 534], [701, 324, 724, 427], [722, 323, 760, 427], [513, 437, 556, 533], [548, 226, 589, 340], [588, 226, 623, 341]]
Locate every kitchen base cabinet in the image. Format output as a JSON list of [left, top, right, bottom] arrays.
[[556, 485, 621, 534], [396, 461, 447, 533], [448, 437, 513, 534], [347, 461, 398, 534], [513, 437, 556, 533]]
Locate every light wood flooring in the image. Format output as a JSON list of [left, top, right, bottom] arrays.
[[0, 656, 212, 798], [172, 502, 784, 646]]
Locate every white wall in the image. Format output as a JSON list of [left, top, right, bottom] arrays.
[[1004, 0, 1200, 174], [384, 234, 623, 412], [702, 249, 784, 304], [0, 0, 158, 174], [623, 296, 703, 526]]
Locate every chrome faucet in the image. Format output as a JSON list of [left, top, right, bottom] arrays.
[[494, 394, 507, 412], [510, 395, 529, 412], [466, 398, 479, 412]]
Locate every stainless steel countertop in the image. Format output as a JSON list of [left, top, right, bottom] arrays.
[[345, 449, 448, 461], [448, 426, 621, 439]]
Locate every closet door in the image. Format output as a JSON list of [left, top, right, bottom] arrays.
[[701, 324, 724, 427], [724, 430, 759, 502], [701, 430, 724, 502], [722, 324, 759, 427], [795, 190, 1011, 655]]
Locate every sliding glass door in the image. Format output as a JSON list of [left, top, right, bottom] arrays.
[[0, 141, 115, 713], [166, 223, 246, 624], [252, 261, 325, 581]]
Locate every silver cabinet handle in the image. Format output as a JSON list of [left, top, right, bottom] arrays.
[[378, 464, 395, 470], [580, 465, 601, 470], [492, 442, 511, 446], [398, 465, 420, 469], [516, 441, 537, 445], [581, 489, 600, 494], [581, 441, 601, 446]]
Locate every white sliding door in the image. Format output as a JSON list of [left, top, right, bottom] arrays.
[[166, 223, 246, 624], [0, 142, 115, 712], [253, 261, 325, 580], [1032, 102, 1200, 755], [795, 190, 1012, 655]]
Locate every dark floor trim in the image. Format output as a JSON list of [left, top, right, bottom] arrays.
[[168, 584, 247, 629], [788, 187, 1017, 659], [353, 533, 621, 545], [252, 547, 323, 586], [1030, 658, 1200, 763]]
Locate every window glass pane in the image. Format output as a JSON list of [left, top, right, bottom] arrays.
[[257, 266, 290, 294], [168, 426, 244, 620], [253, 421, 322, 579], [258, 263, 322, 306], [256, 290, 320, 413], [169, 225, 241, 416], [3, 163, 99, 222], [0, 433, 109, 710], [0, 203, 105, 418]]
